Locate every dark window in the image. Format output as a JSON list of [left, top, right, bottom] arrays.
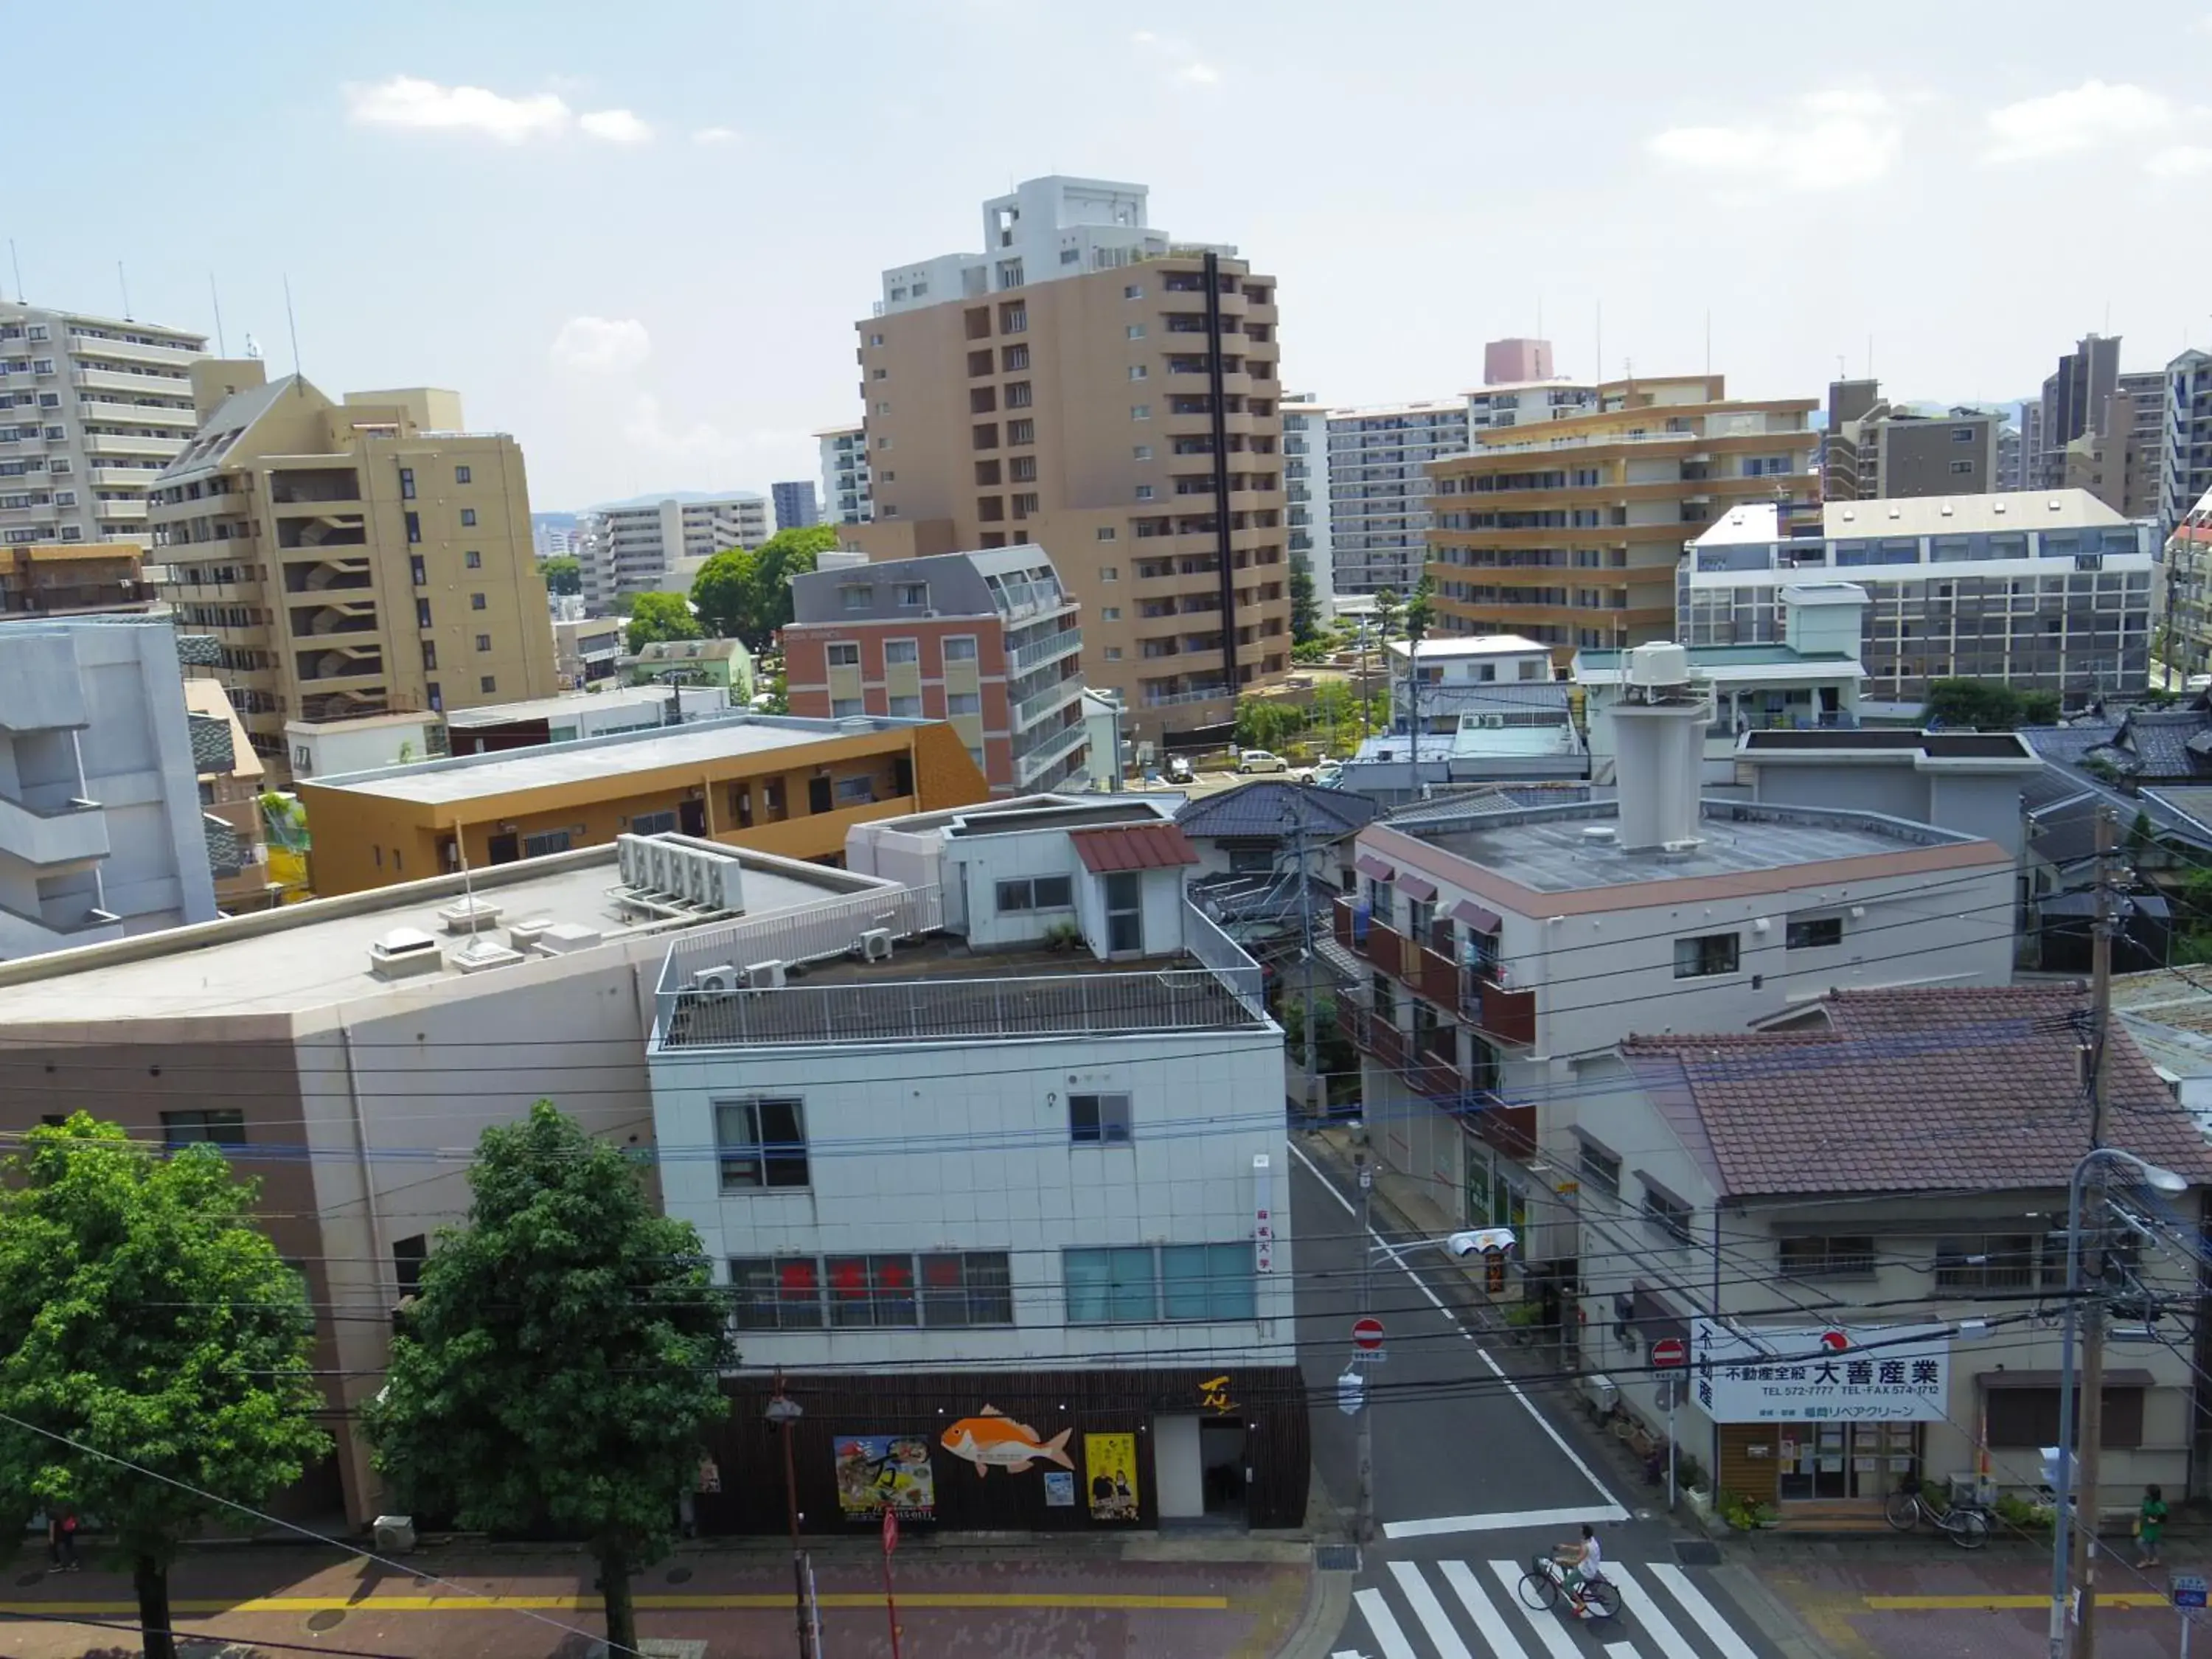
[[1576, 1135, 1621, 1197], [1787, 916, 1843, 950], [1778, 1236, 1877, 1278], [1070, 1092, 1133, 1145], [919, 1251, 1014, 1326], [459, 508, 477, 527], [479, 675, 495, 694], [629, 810, 677, 835], [398, 467, 416, 499], [408, 554, 426, 585], [161, 1109, 246, 1150], [1673, 933, 1739, 978], [1641, 1178, 1694, 1245], [1986, 1386, 2143, 1449], [807, 775, 833, 814], [415, 598, 432, 628], [996, 874, 1075, 912], [716, 1097, 808, 1190], [405, 510, 421, 542], [521, 828, 571, 857], [465, 549, 481, 568], [392, 1234, 427, 1296], [1936, 1234, 2036, 1291], [470, 592, 486, 611], [454, 465, 472, 484]]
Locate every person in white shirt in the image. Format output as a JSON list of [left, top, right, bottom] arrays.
[[1557, 1523, 1601, 1614]]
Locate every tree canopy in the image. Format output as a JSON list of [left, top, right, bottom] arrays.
[[540, 555, 582, 597], [364, 1102, 734, 1656], [0, 1115, 330, 1659], [689, 524, 837, 649], [1289, 554, 1321, 644], [1921, 678, 2062, 731], [625, 591, 704, 655]]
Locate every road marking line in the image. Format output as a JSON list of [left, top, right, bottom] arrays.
[[1290, 1140, 1623, 1509], [1388, 1562, 1475, 1659], [1353, 1587, 1422, 1659], [0, 1591, 1232, 1615], [1603, 1644, 1642, 1659], [1486, 1559, 1582, 1659], [1648, 1564, 1760, 1659], [1439, 1559, 1529, 1659], [1604, 1563, 1700, 1659], [1385, 1502, 1630, 1541], [1863, 1592, 2168, 1610]]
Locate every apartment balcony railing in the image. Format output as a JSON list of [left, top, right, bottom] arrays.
[[1461, 967, 1537, 1046], [1009, 625, 1082, 673], [1013, 676, 1082, 728], [0, 790, 108, 869], [1012, 719, 1087, 775], [1140, 683, 1231, 709]]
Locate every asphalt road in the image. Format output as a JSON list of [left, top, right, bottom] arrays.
[[1290, 1141, 1783, 1659]]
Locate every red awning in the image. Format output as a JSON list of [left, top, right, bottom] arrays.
[[1071, 822, 1200, 873], [1397, 874, 1439, 902], [1354, 853, 1396, 881], [1452, 899, 1503, 933]]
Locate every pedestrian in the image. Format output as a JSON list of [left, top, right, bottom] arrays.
[[48, 1509, 77, 1572], [2136, 1484, 2168, 1568]]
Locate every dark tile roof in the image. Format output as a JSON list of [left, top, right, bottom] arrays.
[[1070, 822, 1198, 872], [1174, 779, 1382, 841], [1620, 985, 2212, 1198], [1744, 729, 2034, 759]]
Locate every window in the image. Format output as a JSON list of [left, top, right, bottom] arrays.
[[1101, 606, 1121, 621], [1576, 1135, 1621, 1197], [465, 549, 481, 568], [1949, 459, 1975, 475], [1006, 418, 1035, 445], [459, 507, 477, 527], [1778, 1236, 1877, 1279], [405, 510, 421, 543], [832, 698, 865, 718], [943, 636, 977, 661], [827, 641, 860, 668], [884, 638, 919, 665], [393, 1234, 428, 1296], [1131, 404, 1151, 420], [1787, 916, 1843, 950], [629, 810, 678, 835], [715, 1097, 809, 1190], [1987, 1385, 2143, 1450], [997, 874, 1074, 912], [888, 695, 922, 717], [427, 682, 443, 712], [1936, 1234, 2036, 1291], [826, 1254, 917, 1327], [399, 467, 416, 500], [1100, 566, 1119, 580], [1672, 933, 1739, 978], [479, 675, 497, 694], [1127, 324, 1147, 340], [1161, 1244, 1256, 1321], [729, 1256, 824, 1330], [475, 633, 492, 652], [161, 1110, 246, 1150], [835, 775, 876, 804], [455, 464, 472, 484], [1952, 426, 1978, 443], [470, 592, 487, 611], [841, 583, 874, 610], [1133, 445, 1153, 461], [919, 1251, 1014, 1326], [415, 598, 433, 628], [521, 827, 569, 856], [1135, 484, 1155, 501], [1641, 1178, 1694, 1245], [420, 640, 438, 669], [947, 691, 981, 714], [897, 583, 928, 608], [1070, 1092, 1133, 1145], [1124, 283, 1144, 299], [1128, 365, 1148, 381], [1064, 1246, 1158, 1324]]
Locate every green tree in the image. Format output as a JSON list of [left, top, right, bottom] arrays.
[[1289, 554, 1321, 644], [540, 555, 582, 597], [1921, 678, 2027, 731], [364, 1103, 734, 1658], [1235, 697, 1306, 752], [0, 1116, 330, 1659], [689, 546, 757, 639], [1310, 680, 1360, 754], [625, 591, 703, 655], [744, 524, 838, 647]]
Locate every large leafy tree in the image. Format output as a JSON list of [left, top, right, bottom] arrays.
[[625, 591, 704, 655], [1921, 678, 2062, 731], [690, 524, 838, 650], [540, 555, 582, 596], [1289, 554, 1321, 644], [689, 546, 757, 639], [364, 1102, 733, 1657], [0, 1115, 330, 1659]]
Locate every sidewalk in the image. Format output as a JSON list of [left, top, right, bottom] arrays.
[[0, 1535, 1318, 1659]]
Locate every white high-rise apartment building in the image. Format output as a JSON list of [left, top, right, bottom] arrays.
[[1282, 395, 1334, 613], [580, 493, 768, 612], [0, 302, 207, 546], [1325, 400, 1468, 597], [1467, 378, 1599, 433], [2165, 349, 2212, 541], [816, 424, 872, 525]]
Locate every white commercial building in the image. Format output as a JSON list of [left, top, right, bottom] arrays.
[[0, 613, 218, 958], [647, 795, 1308, 1531], [1281, 396, 1334, 613], [579, 493, 768, 612], [0, 302, 207, 545], [1465, 378, 1598, 434], [1681, 490, 2155, 704], [817, 425, 873, 526], [1325, 400, 1468, 597]]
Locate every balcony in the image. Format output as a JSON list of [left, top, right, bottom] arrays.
[[73, 366, 192, 398], [96, 500, 149, 523], [268, 467, 362, 507], [289, 602, 378, 638], [88, 466, 160, 489], [1013, 720, 1088, 781], [76, 398, 197, 428], [67, 333, 199, 370], [1140, 683, 1231, 709], [1462, 967, 1537, 1046], [83, 432, 182, 460], [0, 790, 109, 871], [1009, 624, 1081, 672], [1013, 676, 1082, 728]]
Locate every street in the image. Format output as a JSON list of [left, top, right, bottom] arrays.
[[1289, 1140, 1783, 1659]]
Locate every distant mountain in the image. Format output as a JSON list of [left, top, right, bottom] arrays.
[[531, 511, 580, 535]]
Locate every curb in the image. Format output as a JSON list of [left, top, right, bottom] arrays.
[[1711, 1561, 1844, 1659]]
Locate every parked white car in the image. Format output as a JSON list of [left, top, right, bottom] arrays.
[[1237, 749, 1290, 773]]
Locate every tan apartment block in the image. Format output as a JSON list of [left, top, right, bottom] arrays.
[[147, 361, 556, 780], [1425, 374, 1818, 666], [841, 177, 1290, 742]]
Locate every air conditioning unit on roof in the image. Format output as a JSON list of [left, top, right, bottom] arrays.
[[694, 964, 739, 992], [745, 959, 787, 990]]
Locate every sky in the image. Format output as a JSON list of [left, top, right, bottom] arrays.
[[11, 1, 2212, 510]]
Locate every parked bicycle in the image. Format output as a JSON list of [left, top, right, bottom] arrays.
[[1517, 1553, 1623, 1621], [1885, 1474, 1990, 1549]]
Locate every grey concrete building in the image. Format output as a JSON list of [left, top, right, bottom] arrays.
[[1326, 400, 1469, 596], [2034, 333, 2121, 489], [771, 479, 819, 532], [1822, 382, 1999, 501]]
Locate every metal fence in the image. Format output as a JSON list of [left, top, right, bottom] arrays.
[[1182, 901, 1267, 1020], [655, 884, 943, 998]]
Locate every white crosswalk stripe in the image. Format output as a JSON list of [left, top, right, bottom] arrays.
[[1354, 1556, 1765, 1659]]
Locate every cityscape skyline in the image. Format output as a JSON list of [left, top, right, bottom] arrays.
[[8, 1, 2212, 507]]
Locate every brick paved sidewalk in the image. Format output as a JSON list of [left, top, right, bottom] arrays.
[[0, 1536, 1316, 1659]]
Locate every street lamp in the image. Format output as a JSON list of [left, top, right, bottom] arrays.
[[2048, 1147, 2188, 1659]]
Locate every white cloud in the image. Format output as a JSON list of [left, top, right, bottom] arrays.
[[580, 108, 652, 144], [1982, 80, 2176, 163], [344, 75, 572, 143], [1180, 63, 1221, 86], [550, 316, 652, 375], [1131, 29, 1222, 88], [692, 125, 740, 145], [2148, 144, 2212, 178], [620, 395, 808, 469], [1645, 89, 1900, 192]]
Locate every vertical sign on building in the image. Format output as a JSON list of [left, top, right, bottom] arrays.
[[1253, 1153, 1274, 1273]]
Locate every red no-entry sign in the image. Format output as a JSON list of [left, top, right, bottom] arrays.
[[1352, 1316, 1385, 1352], [1651, 1336, 1688, 1369]]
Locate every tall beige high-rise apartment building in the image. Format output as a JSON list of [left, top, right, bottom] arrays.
[[1426, 374, 1818, 662], [841, 177, 1290, 738], [148, 361, 555, 777]]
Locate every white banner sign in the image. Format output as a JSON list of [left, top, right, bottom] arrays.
[[1688, 1320, 1951, 1423]]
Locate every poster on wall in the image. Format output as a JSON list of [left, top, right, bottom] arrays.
[[834, 1436, 937, 1519], [1085, 1433, 1140, 1521], [1043, 1470, 1075, 1507], [1689, 1320, 1950, 1423]]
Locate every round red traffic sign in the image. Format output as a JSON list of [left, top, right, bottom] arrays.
[[1352, 1316, 1385, 1352], [1651, 1336, 1688, 1369]]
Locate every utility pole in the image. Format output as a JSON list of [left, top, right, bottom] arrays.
[[765, 1370, 818, 1659], [1354, 1149, 1376, 1545], [2070, 805, 2118, 1659], [1292, 803, 1319, 1122]]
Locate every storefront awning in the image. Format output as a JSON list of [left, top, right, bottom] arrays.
[[1977, 1368, 2156, 1390], [1451, 899, 1503, 933], [1354, 853, 1395, 881], [1397, 874, 1438, 902]]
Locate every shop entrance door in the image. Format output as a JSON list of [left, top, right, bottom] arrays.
[[1154, 1415, 1204, 1519], [1776, 1422, 1921, 1502], [1200, 1419, 1247, 1519]]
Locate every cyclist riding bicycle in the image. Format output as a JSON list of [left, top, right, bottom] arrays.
[[1556, 1523, 1602, 1615]]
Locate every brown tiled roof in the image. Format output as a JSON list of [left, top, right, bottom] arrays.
[[1621, 984, 2212, 1197], [1070, 822, 1200, 874]]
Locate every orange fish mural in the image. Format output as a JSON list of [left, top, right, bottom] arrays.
[[940, 1405, 1075, 1476]]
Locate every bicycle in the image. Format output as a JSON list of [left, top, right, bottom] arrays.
[[1517, 1553, 1622, 1621], [1884, 1476, 1991, 1549]]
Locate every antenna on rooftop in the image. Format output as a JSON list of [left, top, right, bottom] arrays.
[[116, 261, 132, 321], [209, 274, 227, 357], [6, 240, 21, 303], [283, 276, 304, 390]]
